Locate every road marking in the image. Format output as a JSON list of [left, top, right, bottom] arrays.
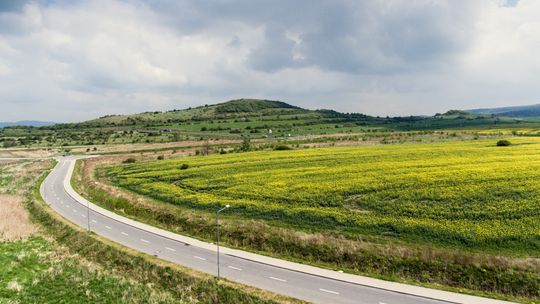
[[73, 209, 77, 213], [165, 247, 176, 252], [379, 302, 388, 304], [91, 220, 97, 223], [319, 288, 339, 295], [227, 266, 242, 271], [105, 225, 112, 230], [81, 214, 86, 218], [269, 277, 287, 282], [193, 256, 206, 261], [140, 239, 150, 243], [121, 232, 129, 236]]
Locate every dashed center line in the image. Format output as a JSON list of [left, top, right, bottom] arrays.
[[227, 266, 242, 271], [140, 239, 150, 243], [269, 277, 287, 282], [91, 220, 97, 223], [121, 232, 129, 236], [81, 214, 86, 218], [319, 288, 340, 295], [193, 256, 206, 261], [72, 209, 77, 213], [105, 225, 112, 230], [165, 247, 176, 252]]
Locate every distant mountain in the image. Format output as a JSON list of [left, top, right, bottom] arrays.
[[62, 98, 319, 128], [0, 120, 56, 128], [466, 104, 540, 117]]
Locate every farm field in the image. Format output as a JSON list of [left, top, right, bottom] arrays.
[[108, 137, 540, 256]]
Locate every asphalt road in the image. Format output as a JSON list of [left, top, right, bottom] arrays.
[[40, 157, 490, 304]]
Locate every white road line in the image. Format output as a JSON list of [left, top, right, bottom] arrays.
[[193, 256, 206, 261], [105, 225, 112, 230], [165, 247, 176, 252], [227, 266, 242, 271], [81, 214, 86, 218], [140, 239, 150, 243], [91, 220, 97, 223], [73, 209, 77, 213], [121, 232, 129, 236], [319, 288, 340, 295], [379, 302, 388, 304], [269, 277, 287, 282]]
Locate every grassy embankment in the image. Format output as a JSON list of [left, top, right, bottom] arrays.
[[0, 159, 302, 303], [75, 137, 540, 302]]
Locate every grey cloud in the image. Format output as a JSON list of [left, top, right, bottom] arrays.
[[247, 27, 298, 72], [0, 0, 28, 12], [144, 1, 475, 74]]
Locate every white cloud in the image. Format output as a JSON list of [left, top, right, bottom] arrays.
[[0, 0, 540, 120]]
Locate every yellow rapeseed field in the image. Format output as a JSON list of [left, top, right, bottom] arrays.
[[109, 137, 540, 254]]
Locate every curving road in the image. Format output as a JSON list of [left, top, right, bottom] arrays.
[[40, 156, 513, 304]]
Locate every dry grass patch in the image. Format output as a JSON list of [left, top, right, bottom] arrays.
[[0, 194, 36, 242]]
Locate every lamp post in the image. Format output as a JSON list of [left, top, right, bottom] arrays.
[[216, 204, 230, 279]]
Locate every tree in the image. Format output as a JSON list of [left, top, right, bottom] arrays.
[[497, 140, 511, 146], [173, 132, 183, 142], [201, 140, 211, 156], [240, 137, 252, 152]]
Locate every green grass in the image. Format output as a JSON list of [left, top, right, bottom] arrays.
[[0, 237, 180, 304]]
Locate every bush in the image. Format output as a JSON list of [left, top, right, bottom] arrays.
[[157, 155, 164, 160], [274, 145, 293, 151], [123, 158, 136, 164], [497, 140, 511, 146], [180, 164, 189, 170], [2, 140, 17, 148]]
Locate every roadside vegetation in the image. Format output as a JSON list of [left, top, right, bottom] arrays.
[[0, 159, 302, 304], [73, 137, 540, 302], [0, 160, 177, 303]]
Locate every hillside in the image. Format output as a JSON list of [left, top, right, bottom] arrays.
[[0, 98, 532, 148], [467, 103, 540, 117], [78, 99, 310, 127]]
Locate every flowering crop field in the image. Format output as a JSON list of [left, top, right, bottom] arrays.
[[108, 137, 540, 254]]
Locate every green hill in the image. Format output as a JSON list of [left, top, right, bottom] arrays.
[[0, 98, 534, 148], [79, 99, 309, 127]]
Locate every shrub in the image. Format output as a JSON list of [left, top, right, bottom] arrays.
[[122, 158, 136, 164], [180, 164, 189, 170], [497, 140, 511, 146], [274, 145, 293, 151], [2, 140, 18, 148], [157, 155, 164, 160]]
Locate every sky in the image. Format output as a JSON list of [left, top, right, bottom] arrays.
[[0, 0, 539, 122]]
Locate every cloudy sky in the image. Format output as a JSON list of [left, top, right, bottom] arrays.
[[0, 0, 538, 122]]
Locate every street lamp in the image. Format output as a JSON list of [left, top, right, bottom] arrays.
[[216, 204, 230, 279]]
